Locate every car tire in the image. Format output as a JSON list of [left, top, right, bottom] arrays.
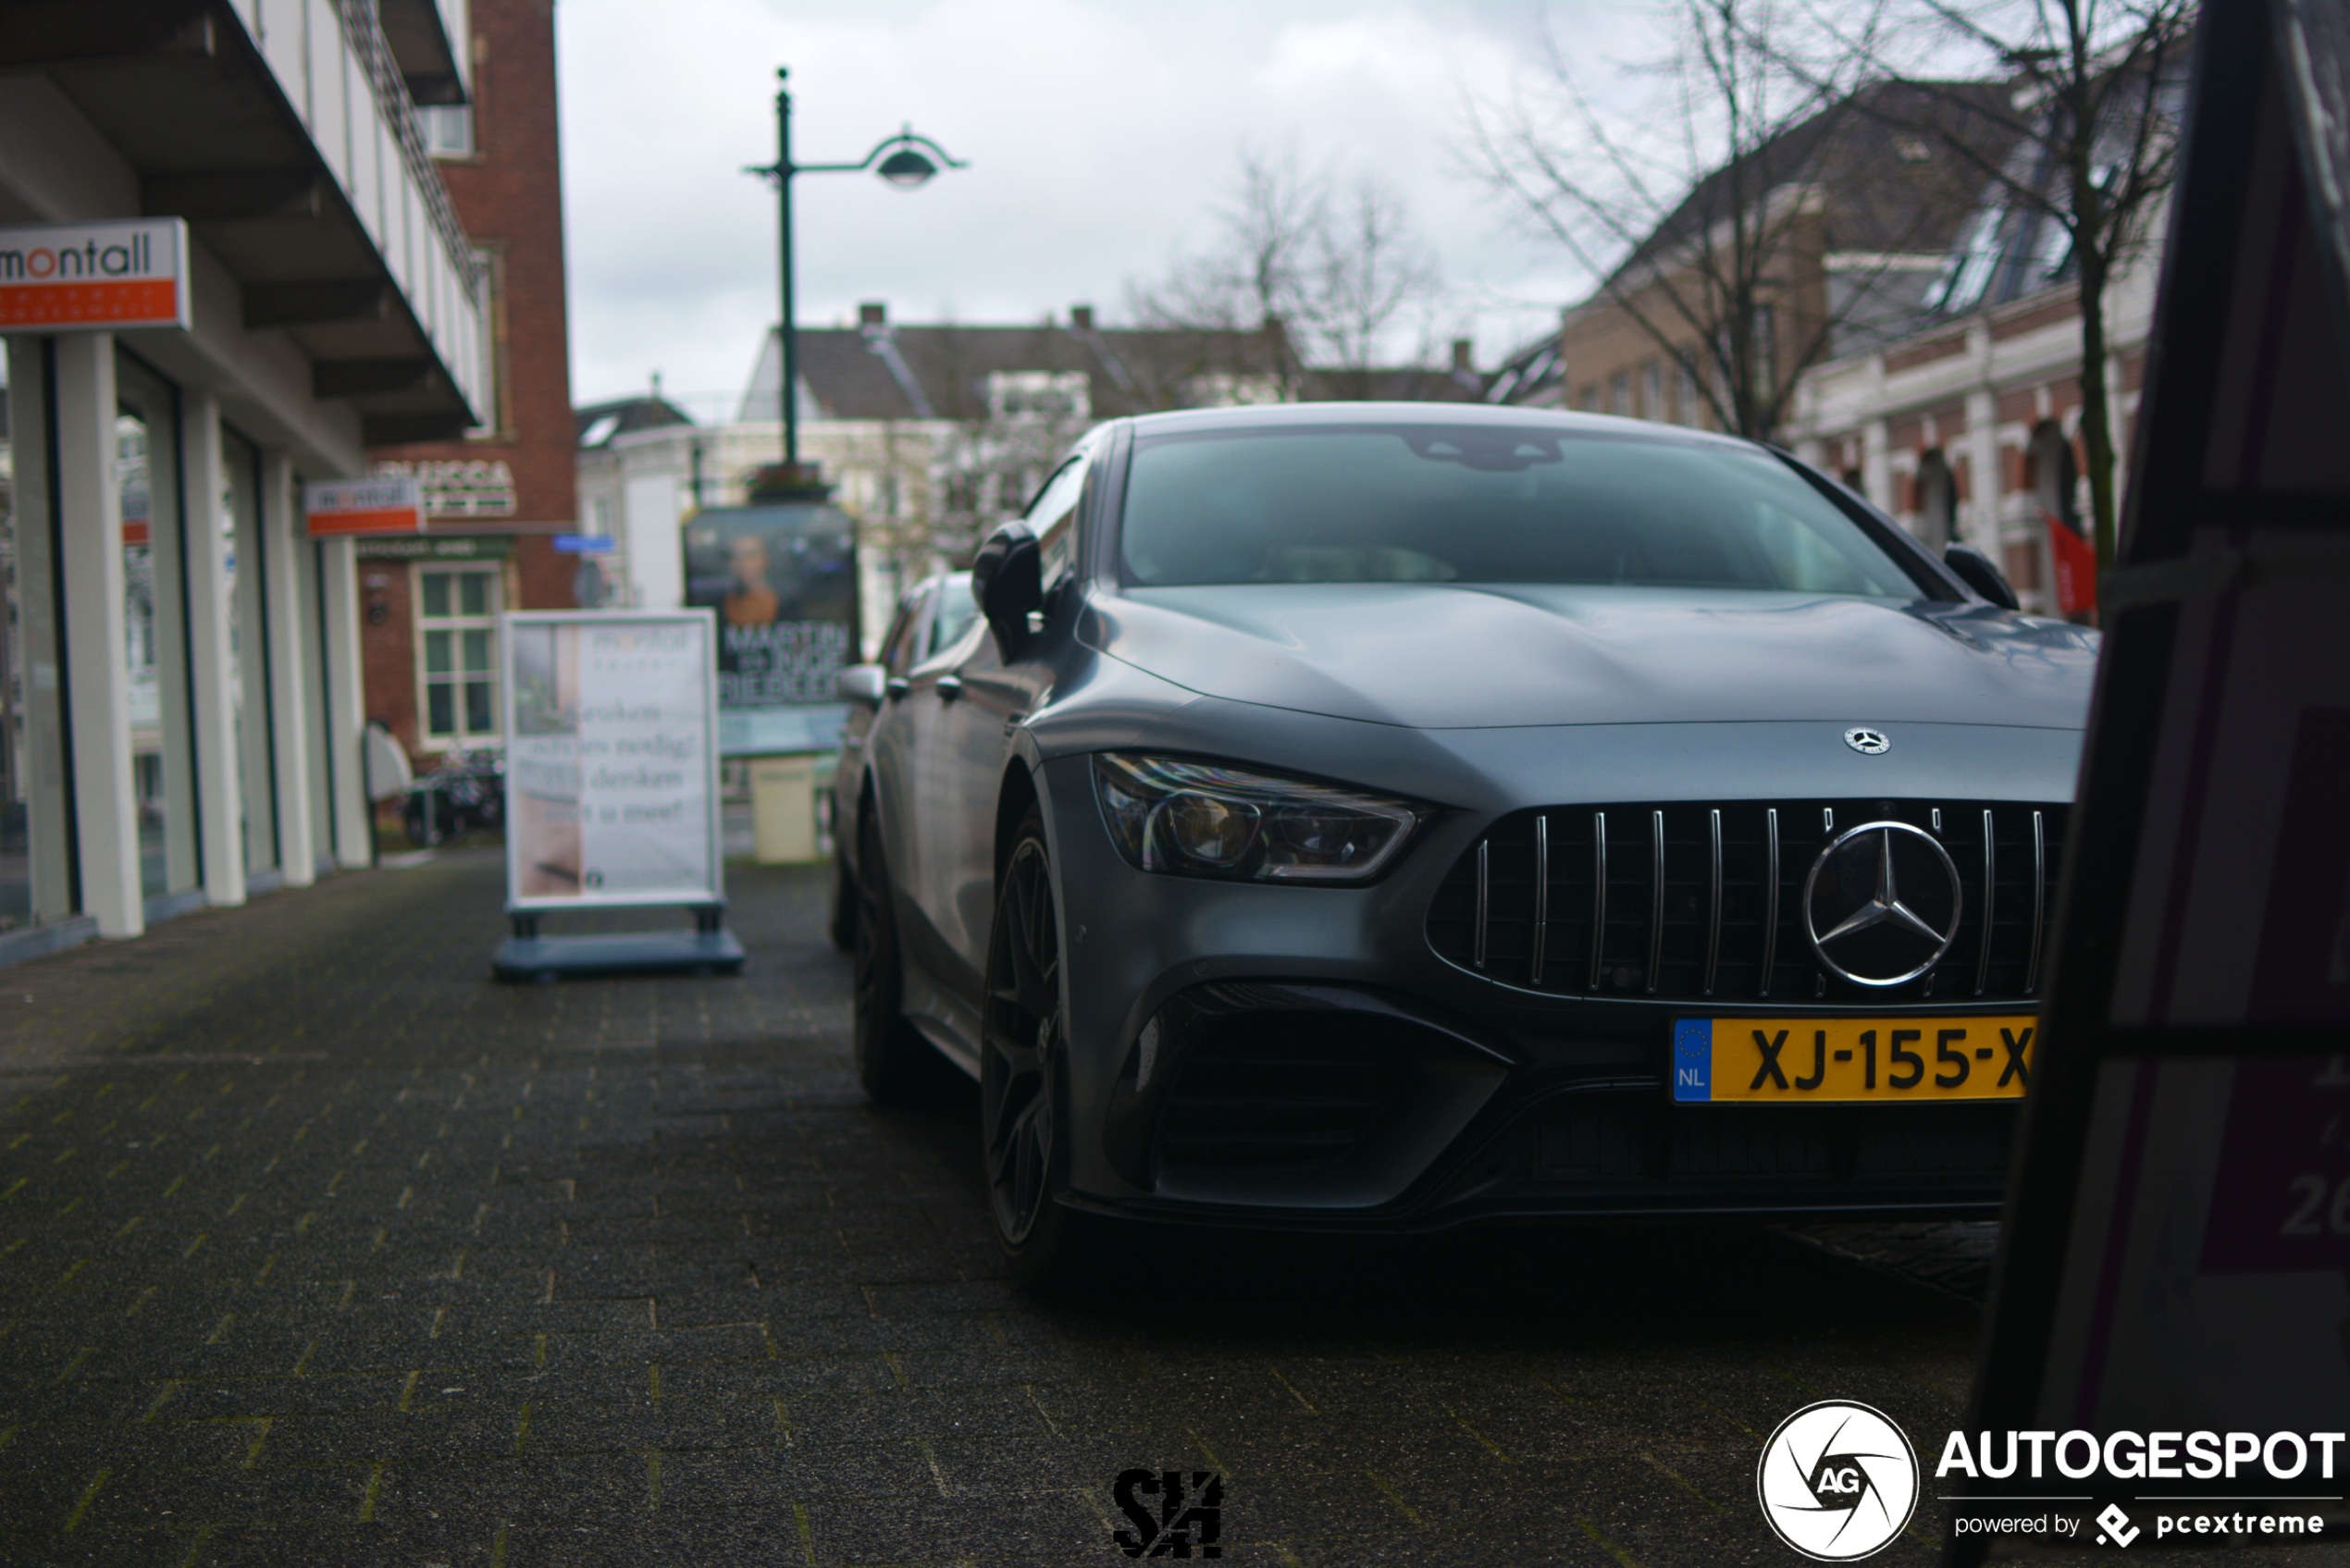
[[828, 844, 858, 953], [981, 808, 1095, 1290], [852, 812, 937, 1104]]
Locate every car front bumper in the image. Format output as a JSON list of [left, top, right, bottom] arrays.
[[1033, 749, 2025, 1232]]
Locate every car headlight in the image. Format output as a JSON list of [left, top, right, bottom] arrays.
[[1092, 752, 1423, 883]]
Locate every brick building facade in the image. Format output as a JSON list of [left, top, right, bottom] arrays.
[[365, 0, 578, 762]]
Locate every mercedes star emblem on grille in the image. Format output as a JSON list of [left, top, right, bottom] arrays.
[[1844, 727, 1890, 754], [1803, 821, 1962, 986]]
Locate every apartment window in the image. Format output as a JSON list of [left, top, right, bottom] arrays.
[[1676, 360, 1703, 426], [416, 566, 501, 747], [417, 104, 476, 158], [1640, 360, 1663, 421], [1609, 371, 1632, 417]]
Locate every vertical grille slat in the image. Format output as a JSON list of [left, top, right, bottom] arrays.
[[2026, 809, 2047, 994], [1702, 809, 1723, 997], [1974, 808, 1996, 997], [1645, 810, 1665, 995], [1589, 811, 1607, 991], [1428, 797, 2068, 1006], [1529, 815, 1550, 986], [1759, 808, 1780, 998]]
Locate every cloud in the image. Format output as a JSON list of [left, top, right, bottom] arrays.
[[558, 0, 1601, 407]]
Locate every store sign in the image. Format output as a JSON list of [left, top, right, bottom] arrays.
[[353, 534, 513, 562], [304, 475, 425, 537], [373, 458, 517, 518], [0, 218, 190, 331], [552, 535, 617, 554], [502, 611, 722, 909]]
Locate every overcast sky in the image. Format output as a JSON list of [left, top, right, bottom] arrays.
[[555, 0, 1653, 414]]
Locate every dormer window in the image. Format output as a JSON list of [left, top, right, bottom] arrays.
[[987, 370, 1089, 422]]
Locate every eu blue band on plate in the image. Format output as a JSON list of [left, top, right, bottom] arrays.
[[1673, 1019, 1713, 1103]]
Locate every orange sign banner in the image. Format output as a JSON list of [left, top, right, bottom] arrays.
[[307, 508, 425, 537], [0, 278, 179, 328]]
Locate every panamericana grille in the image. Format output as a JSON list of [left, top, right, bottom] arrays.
[[1426, 799, 2064, 1005]]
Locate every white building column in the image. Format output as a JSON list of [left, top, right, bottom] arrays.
[[319, 536, 371, 870], [1962, 388, 2001, 554], [9, 340, 77, 926], [1861, 416, 1893, 516], [260, 451, 317, 886], [52, 334, 142, 939], [180, 391, 246, 908]]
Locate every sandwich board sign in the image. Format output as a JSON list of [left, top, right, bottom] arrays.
[[1957, 0, 2350, 1555], [492, 610, 742, 979], [0, 218, 190, 331]]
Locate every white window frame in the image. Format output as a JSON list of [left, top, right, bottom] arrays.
[[413, 563, 503, 750]]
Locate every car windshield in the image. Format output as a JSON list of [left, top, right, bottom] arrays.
[[1119, 426, 1924, 599]]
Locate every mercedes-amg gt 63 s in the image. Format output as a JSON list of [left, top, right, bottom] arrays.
[[830, 403, 2097, 1283]]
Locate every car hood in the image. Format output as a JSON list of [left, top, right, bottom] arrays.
[[1083, 583, 2098, 730]]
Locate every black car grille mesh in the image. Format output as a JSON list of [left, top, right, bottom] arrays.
[[1426, 799, 2065, 1006], [1154, 1015, 1411, 1170]]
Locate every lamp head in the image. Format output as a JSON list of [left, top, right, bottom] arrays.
[[875, 143, 938, 188]]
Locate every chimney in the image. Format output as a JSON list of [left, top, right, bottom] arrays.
[[858, 301, 886, 327], [1452, 338, 1474, 374], [1070, 303, 1095, 331]]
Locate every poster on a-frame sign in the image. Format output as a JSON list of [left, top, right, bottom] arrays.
[[492, 610, 743, 979]]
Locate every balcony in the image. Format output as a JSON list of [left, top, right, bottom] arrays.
[[0, 0, 486, 442]]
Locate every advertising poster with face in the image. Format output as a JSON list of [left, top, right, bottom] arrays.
[[503, 612, 720, 909], [682, 500, 856, 752]]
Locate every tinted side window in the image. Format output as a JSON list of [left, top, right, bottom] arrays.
[[880, 595, 922, 675], [1023, 454, 1090, 587]]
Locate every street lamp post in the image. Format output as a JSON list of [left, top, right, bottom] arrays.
[[746, 68, 967, 475]]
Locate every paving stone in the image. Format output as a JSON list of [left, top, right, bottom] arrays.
[[0, 849, 2146, 1566]]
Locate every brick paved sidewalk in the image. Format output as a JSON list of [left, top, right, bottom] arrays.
[[0, 856, 2309, 1567]]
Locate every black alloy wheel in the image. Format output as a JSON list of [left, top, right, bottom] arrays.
[[981, 811, 1087, 1285], [827, 843, 858, 953], [852, 811, 934, 1102]]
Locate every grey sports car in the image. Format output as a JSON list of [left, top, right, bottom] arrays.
[[830, 403, 2097, 1284]]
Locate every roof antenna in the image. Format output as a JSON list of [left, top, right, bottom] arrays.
[[650, 369, 662, 400]]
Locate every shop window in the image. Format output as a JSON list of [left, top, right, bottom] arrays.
[[116, 353, 198, 903], [415, 565, 501, 747]]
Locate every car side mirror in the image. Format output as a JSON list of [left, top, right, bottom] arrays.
[[1944, 542, 2021, 611], [835, 663, 886, 708], [971, 521, 1043, 659]]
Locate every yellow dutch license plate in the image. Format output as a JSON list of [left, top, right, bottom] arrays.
[[1672, 1017, 2037, 1104]]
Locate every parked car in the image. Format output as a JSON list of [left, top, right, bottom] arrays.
[[831, 404, 2098, 1284], [830, 573, 977, 947]]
